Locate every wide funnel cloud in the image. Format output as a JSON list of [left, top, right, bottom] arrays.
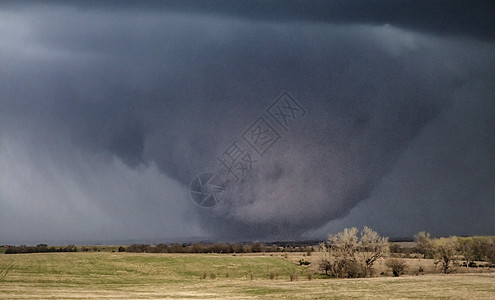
[[1, 1, 494, 242]]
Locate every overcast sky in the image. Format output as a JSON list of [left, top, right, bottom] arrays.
[[1, 1, 494, 244]]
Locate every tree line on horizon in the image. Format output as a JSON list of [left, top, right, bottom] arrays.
[[125, 242, 306, 254], [4, 244, 77, 254]]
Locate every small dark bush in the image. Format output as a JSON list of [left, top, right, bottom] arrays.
[[289, 272, 298, 281], [307, 272, 313, 281], [386, 258, 407, 277]]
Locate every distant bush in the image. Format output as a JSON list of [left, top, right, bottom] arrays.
[[64, 244, 77, 252], [127, 244, 152, 253], [289, 272, 298, 281], [389, 243, 401, 254], [386, 258, 407, 277], [307, 272, 313, 281], [251, 242, 262, 253], [486, 246, 495, 264]]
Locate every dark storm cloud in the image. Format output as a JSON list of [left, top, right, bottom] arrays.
[[312, 79, 495, 238], [4, 0, 495, 40], [1, 1, 494, 243]]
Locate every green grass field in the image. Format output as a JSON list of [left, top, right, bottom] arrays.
[[1, 252, 494, 299]]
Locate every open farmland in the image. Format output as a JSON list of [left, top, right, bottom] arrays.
[[1, 252, 495, 299]]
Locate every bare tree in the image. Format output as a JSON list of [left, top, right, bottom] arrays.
[[456, 237, 475, 267], [329, 227, 359, 262], [414, 231, 434, 259], [327, 227, 361, 278], [319, 227, 389, 278], [434, 237, 458, 274], [359, 226, 389, 276]]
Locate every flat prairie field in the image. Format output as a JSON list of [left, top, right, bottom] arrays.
[[1, 252, 494, 299]]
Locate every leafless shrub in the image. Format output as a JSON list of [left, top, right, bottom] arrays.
[[307, 272, 313, 281], [289, 272, 298, 281], [386, 258, 407, 277]]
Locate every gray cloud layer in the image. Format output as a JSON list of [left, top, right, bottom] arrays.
[[4, 0, 494, 40], [1, 1, 494, 243]]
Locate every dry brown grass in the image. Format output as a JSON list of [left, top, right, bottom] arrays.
[[0, 252, 494, 299]]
